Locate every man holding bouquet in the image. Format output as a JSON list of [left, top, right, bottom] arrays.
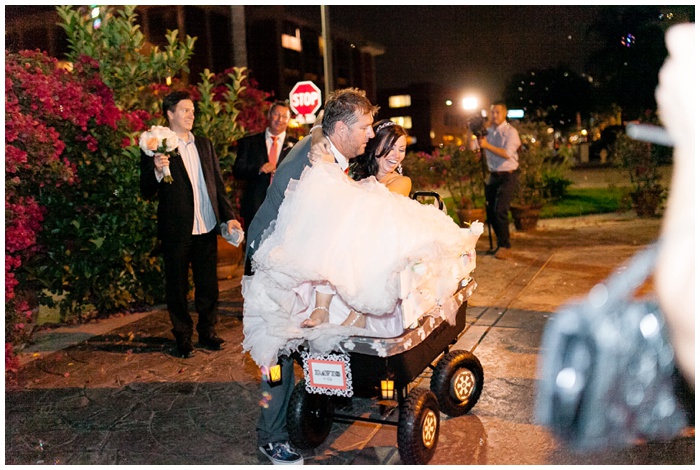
[[140, 90, 241, 358]]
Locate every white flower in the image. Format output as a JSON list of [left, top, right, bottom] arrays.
[[139, 125, 179, 183]]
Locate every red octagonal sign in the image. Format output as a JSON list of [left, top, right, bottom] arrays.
[[289, 81, 322, 123]]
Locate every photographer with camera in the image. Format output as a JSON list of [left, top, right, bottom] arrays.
[[477, 102, 521, 260]]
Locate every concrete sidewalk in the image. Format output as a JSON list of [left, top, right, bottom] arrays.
[[6, 212, 694, 465]]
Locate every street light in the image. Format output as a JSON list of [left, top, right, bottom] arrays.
[[462, 96, 478, 111]]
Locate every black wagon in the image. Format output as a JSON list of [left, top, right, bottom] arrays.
[[286, 276, 484, 464]]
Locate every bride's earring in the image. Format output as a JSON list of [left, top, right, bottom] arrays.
[[397, 163, 403, 175]]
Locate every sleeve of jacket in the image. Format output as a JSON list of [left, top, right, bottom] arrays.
[[209, 140, 237, 223], [140, 150, 160, 200], [231, 135, 262, 181]]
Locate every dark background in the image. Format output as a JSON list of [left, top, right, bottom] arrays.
[[328, 5, 605, 103]]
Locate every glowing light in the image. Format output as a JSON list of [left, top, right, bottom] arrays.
[[507, 109, 524, 119], [640, 313, 660, 338], [381, 379, 395, 400], [556, 367, 577, 389], [445, 100, 453, 106], [581, 129, 588, 136], [462, 96, 478, 111], [269, 364, 282, 382], [621, 33, 636, 48]]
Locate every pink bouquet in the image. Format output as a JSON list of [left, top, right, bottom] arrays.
[[139, 125, 178, 183]]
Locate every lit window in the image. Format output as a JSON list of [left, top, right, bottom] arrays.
[[282, 29, 302, 52], [390, 116, 412, 129], [388, 95, 411, 108]]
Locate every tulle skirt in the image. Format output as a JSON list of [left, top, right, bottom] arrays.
[[242, 161, 482, 368]]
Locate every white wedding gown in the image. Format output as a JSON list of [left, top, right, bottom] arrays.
[[242, 161, 483, 368]]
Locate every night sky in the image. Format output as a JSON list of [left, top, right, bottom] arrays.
[[326, 5, 606, 104]]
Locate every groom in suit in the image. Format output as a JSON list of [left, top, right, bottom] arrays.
[[140, 90, 242, 359], [246, 88, 378, 465]]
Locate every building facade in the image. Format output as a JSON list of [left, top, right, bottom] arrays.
[[377, 83, 479, 152], [5, 5, 384, 104], [7, 5, 472, 152]]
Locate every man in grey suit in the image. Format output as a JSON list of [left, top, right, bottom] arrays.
[[246, 88, 378, 465]]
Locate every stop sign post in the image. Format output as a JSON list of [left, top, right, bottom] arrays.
[[289, 81, 322, 125]]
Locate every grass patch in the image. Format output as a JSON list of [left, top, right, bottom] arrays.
[[541, 187, 628, 218], [417, 188, 628, 222]]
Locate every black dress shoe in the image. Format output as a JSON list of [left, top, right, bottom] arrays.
[[175, 337, 196, 358], [198, 334, 225, 351]]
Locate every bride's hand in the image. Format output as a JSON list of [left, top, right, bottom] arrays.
[[309, 140, 334, 163]]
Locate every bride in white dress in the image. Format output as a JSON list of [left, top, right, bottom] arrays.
[[241, 156, 483, 369]]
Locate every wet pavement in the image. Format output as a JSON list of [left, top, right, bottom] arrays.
[[5, 211, 694, 465]]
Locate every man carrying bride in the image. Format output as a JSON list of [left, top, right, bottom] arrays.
[[243, 87, 483, 465], [245, 88, 378, 465]]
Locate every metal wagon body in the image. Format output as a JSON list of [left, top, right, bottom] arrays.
[[287, 277, 484, 464]]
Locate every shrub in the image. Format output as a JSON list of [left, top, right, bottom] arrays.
[[403, 145, 485, 209], [5, 5, 270, 374], [6, 51, 165, 329]]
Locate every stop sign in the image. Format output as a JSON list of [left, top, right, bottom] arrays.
[[289, 81, 322, 123]]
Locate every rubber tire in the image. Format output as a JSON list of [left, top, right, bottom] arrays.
[[287, 379, 334, 449], [430, 350, 484, 417], [397, 388, 440, 464]]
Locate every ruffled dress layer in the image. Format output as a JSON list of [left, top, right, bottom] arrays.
[[242, 162, 483, 368]]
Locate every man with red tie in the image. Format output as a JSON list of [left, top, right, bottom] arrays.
[[232, 101, 295, 238]]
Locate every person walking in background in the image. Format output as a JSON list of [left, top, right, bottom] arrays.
[[140, 90, 241, 359], [478, 101, 521, 260], [244, 88, 378, 465]]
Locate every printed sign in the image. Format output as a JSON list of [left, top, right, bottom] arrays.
[[302, 352, 353, 397]]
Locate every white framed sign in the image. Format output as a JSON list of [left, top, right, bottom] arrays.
[[302, 352, 353, 397]]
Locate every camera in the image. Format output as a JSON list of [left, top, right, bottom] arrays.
[[468, 116, 488, 139], [535, 244, 691, 451]]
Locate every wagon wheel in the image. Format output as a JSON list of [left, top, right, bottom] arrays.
[[397, 388, 440, 464], [430, 349, 484, 416], [287, 380, 334, 449]]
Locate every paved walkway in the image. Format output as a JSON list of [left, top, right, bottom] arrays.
[[6, 212, 694, 465]]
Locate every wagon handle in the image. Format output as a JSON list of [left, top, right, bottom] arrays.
[[411, 191, 444, 211]]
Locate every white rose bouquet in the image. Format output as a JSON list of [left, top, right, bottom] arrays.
[[139, 125, 179, 183]]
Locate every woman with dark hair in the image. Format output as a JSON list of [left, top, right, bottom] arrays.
[[297, 119, 413, 329], [309, 118, 411, 196], [350, 119, 411, 196], [246, 112, 481, 345]]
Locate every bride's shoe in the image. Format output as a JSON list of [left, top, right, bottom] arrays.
[[301, 307, 330, 328], [341, 310, 366, 329]]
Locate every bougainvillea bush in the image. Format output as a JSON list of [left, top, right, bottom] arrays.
[[5, 5, 273, 377], [5, 50, 162, 358]]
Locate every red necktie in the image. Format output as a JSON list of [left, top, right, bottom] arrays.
[[268, 136, 278, 167], [344, 167, 349, 175]]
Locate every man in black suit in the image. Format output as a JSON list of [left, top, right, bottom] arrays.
[[140, 91, 242, 358], [232, 101, 295, 236]]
